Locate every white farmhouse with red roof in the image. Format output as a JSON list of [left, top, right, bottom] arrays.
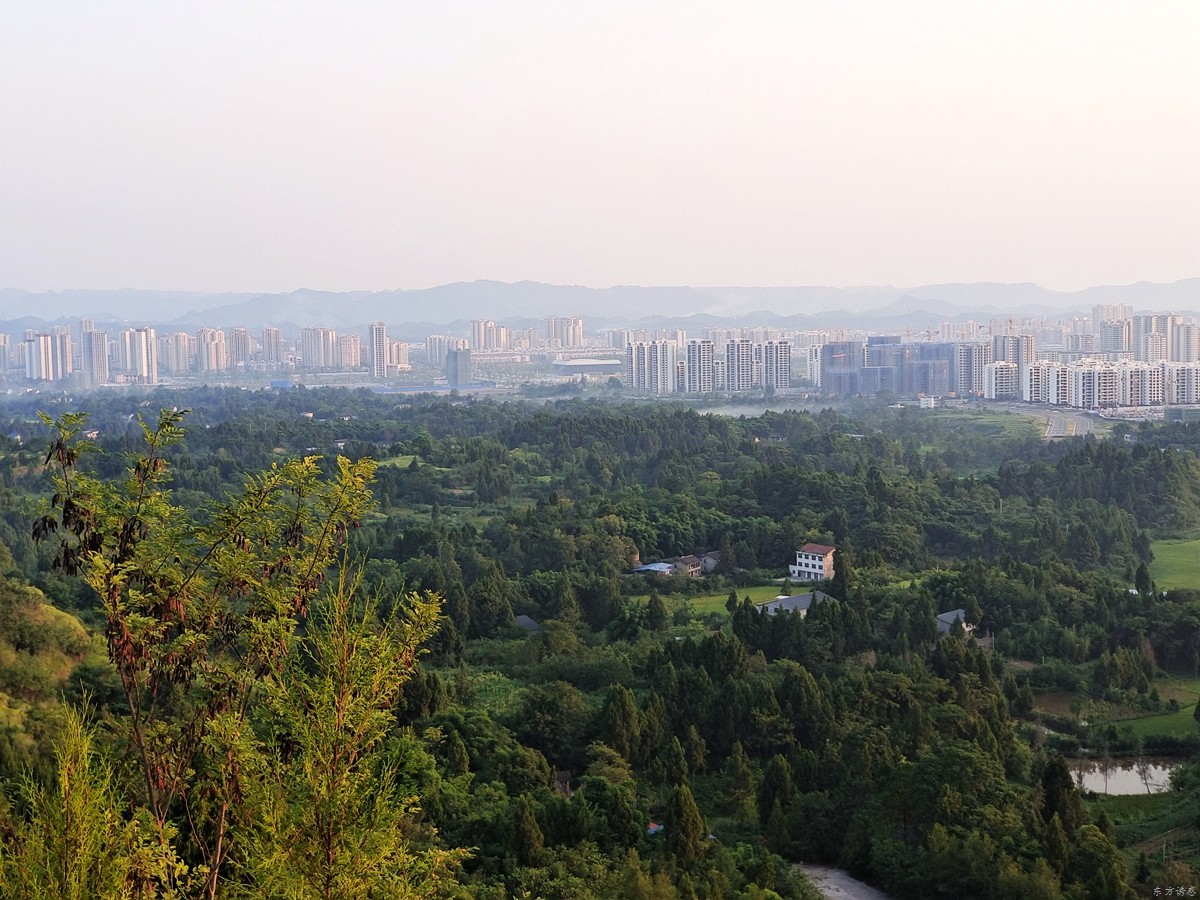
[[789, 543, 836, 581]]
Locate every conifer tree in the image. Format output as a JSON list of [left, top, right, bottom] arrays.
[[665, 784, 706, 868], [757, 755, 795, 825], [447, 731, 471, 776], [723, 741, 756, 820], [1040, 754, 1085, 835], [1135, 562, 1152, 595], [1044, 812, 1071, 876], [511, 794, 544, 867], [647, 591, 669, 631], [664, 736, 688, 786], [683, 724, 707, 774], [600, 684, 641, 761]]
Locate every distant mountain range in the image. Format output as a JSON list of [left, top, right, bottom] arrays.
[[2, 279, 1197, 340]]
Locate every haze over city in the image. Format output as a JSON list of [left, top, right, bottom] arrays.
[[2, 1, 1197, 296]]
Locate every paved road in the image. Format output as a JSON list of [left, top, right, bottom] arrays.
[[995, 403, 1094, 439], [1042, 410, 1094, 438], [799, 866, 895, 900]]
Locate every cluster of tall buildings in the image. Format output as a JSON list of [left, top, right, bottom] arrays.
[[2, 321, 413, 386], [810, 335, 1037, 398], [1020, 360, 1200, 407], [6, 323, 160, 388], [466, 316, 584, 352], [807, 306, 1200, 409], [6, 303, 1200, 410], [625, 338, 792, 394]]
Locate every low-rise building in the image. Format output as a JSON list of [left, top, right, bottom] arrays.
[[936, 608, 976, 636], [670, 555, 703, 578], [789, 543, 836, 581], [756, 590, 835, 618]]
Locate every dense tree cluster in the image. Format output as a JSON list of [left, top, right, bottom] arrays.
[[0, 388, 1197, 896]]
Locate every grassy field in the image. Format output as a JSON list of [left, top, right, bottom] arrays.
[[375, 454, 417, 468], [1123, 703, 1200, 739], [1156, 677, 1200, 706], [1091, 790, 1200, 875], [1131, 679, 1200, 738], [1150, 531, 1200, 590], [1034, 679, 1200, 738], [627, 584, 792, 617], [927, 409, 1043, 441]]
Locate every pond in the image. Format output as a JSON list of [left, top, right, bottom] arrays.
[[1068, 757, 1179, 795]]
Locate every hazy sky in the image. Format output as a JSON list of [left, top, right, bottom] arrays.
[[1, 1, 1197, 293]]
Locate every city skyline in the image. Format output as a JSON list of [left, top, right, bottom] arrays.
[[8, 305, 1200, 413]]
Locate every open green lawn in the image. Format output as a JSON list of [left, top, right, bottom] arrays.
[[628, 584, 793, 617], [1033, 679, 1200, 738], [375, 454, 417, 468], [1156, 677, 1200, 706], [927, 409, 1042, 441], [1150, 531, 1200, 590], [1123, 703, 1200, 739]]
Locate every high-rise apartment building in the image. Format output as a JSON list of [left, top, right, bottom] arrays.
[[1132, 314, 1184, 363], [261, 327, 284, 367], [939, 321, 982, 342], [819, 341, 864, 394], [390, 340, 410, 371], [326, 336, 352, 369], [470, 320, 492, 351], [370, 322, 388, 377], [470, 320, 510, 351], [1023, 362, 1064, 404], [992, 334, 1036, 371], [81, 330, 110, 388], [1164, 363, 1200, 404], [546, 316, 583, 349], [866, 336, 908, 395], [681, 340, 714, 393], [804, 346, 822, 386], [1069, 364, 1119, 408], [1096, 320, 1131, 353], [196, 328, 228, 373], [159, 332, 194, 374], [446, 348, 472, 386], [1093, 304, 1133, 332], [1139, 331, 1168, 364], [120, 327, 158, 384], [301, 327, 337, 369], [1121, 363, 1163, 406], [626, 341, 677, 394], [762, 341, 791, 390], [725, 339, 754, 392], [953, 342, 993, 396], [1171, 324, 1200, 363], [425, 334, 467, 368], [983, 361, 1018, 400], [227, 327, 253, 369], [24, 331, 69, 381]]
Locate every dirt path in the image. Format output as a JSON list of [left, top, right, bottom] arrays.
[[799, 865, 895, 900]]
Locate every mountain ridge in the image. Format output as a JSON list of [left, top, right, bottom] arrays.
[[2, 279, 1196, 337]]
